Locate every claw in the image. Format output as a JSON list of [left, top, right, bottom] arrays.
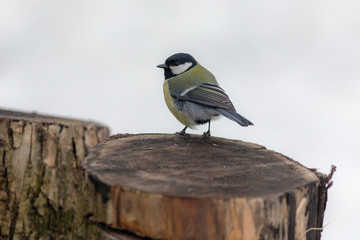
[[176, 126, 189, 136], [203, 130, 211, 138]]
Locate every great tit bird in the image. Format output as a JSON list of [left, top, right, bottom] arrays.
[[157, 53, 253, 137]]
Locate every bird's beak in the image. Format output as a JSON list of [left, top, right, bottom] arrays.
[[157, 63, 167, 69]]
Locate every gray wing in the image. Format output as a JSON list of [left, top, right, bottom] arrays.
[[170, 83, 253, 126], [170, 83, 236, 111]]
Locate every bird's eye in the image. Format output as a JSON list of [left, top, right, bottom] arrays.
[[173, 62, 180, 66]]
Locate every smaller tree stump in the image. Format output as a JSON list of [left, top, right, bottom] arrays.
[[82, 134, 333, 240], [0, 109, 110, 240]]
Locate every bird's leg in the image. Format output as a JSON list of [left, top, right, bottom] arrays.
[[203, 121, 211, 137], [176, 126, 189, 136]]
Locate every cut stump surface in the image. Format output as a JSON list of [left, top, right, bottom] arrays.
[[82, 134, 329, 240]]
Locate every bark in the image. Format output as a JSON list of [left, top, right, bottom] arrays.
[[82, 134, 335, 240], [0, 110, 109, 240]]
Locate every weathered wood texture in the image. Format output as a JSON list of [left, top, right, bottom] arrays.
[[82, 134, 333, 240], [0, 109, 109, 240]]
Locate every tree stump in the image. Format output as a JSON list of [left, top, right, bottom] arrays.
[[82, 134, 333, 240], [0, 109, 110, 240]]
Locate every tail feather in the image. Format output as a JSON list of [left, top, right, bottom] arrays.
[[214, 108, 253, 126]]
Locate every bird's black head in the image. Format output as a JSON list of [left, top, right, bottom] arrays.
[[157, 53, 197, 79]]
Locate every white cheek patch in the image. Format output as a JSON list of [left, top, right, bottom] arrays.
[[169, 62, 193, 75]]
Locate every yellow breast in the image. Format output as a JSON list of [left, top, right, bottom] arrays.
[[163, 80, 195, 127]]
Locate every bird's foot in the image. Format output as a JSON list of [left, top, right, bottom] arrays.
[[176, 131, 190, 137], [176, 126, 190, 136], [203, 130, 211, 138]]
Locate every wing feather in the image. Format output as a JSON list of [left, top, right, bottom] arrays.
[[171, 83, 236, 111]]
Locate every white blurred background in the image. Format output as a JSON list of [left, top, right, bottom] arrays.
[[1, 1, 359, 239]]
